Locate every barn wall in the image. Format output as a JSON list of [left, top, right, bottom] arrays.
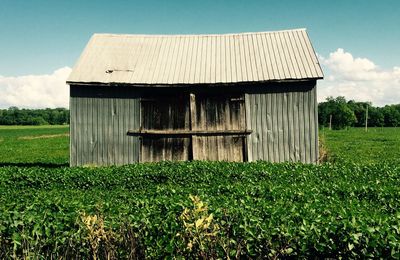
[[69, 81, 318, 166], [70, 86, 140, 166], [245, 82, 318, 163]]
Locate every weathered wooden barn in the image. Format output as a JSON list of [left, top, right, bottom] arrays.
[[67, 28, 323, 166]]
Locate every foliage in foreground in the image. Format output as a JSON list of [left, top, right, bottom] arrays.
[[0, 161, 399, 258]]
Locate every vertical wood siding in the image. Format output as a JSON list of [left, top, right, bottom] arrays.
[[70, 82, 318, 166], [193, 94, 245, 161], [245, 84, 318, 163], [140, 95, 190, 162], [70, 87, 140, 166]]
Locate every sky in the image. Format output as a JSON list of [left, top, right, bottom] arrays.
[[0, 0, 399, 108]]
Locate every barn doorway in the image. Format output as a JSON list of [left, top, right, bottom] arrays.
[[191, 94, 246, 161], [136, 93, 249, 162], [140, 94, 190, 162]]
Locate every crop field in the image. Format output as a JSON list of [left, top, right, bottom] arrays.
[[0, 126, 399, 258], [320, 127, 400, 164], [0, 125, 69, 166]]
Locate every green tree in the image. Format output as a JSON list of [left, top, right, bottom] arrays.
[[30, 116, 48, 125], [318, 96, 357, 129], [347, 100, 370, 127], [368, 107, 385, 127], [383, 105, 400, 127], [0, 107, 70, 125]]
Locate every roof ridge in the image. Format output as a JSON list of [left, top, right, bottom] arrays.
[[92, 28, 307, 38]]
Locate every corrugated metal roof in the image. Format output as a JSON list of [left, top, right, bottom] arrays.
[[67, 28, 323, 85]]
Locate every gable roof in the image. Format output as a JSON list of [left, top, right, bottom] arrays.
[[67, 28, 323, 85]]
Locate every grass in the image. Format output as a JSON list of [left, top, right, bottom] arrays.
[[320, 127, 400, 164], [0, 125, 69, 166], [1, 125, 398, 165]]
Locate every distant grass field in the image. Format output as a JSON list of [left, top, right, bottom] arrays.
[[0, 125, 69, 165], [0, 125, 399, 165], [320, 127, 400, 164]]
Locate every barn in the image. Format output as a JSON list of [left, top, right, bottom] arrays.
[[67, 28, 323, 166]]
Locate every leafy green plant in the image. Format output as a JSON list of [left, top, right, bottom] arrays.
[[0, 126, 399, 258], [0, 161, 399, 258], [177, 195, 221, 258], [80, 212, 116, 260]]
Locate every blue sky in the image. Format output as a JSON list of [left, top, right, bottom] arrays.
[[0, 0, 399, 107]]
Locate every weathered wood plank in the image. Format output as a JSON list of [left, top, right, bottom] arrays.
[[266, 93, 273, 161], [133, 98, 140, 163], [140, 94, 190, 162], [128, 98, 134, 163], [87, 97, 93, 164], [288, 92, 295, 162], [314, 86, 319, 163], [245, 83, 318, 164], [310, 85, 317, 163], [303, 91, 311, 163], [309, 88, 316, 163], [190, 93, 197, 159], [81, 98, 87, 165], [116, 97, 123, 165], [97, 97, 104, 165], [283, 93, 290, 161], [272, 93, 279, 162], [244, 94, 253, 161], [298, 92, 305, 162], [70, 87, 141, 166], [251, 94, 258, 160], [255, 94, 263, 160], [260, 93, 269, 161], [225, 96, 233, 160], [107, 98, 113, 166], [193, 94, 245, 161], [293, 92, 300, 161], [277, 93, 285, 162]]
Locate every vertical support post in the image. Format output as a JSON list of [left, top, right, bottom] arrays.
[[244, 94, 251, 162], [139, 98, 142, 162], [190, 94, 197, 160], [329, 114, 332, 130]]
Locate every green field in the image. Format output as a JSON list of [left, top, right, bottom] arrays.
[[320, 127, 400, 164], [0, 126, 399, 258], [0, 125, 69, 165], [1, 125, 398, 166]]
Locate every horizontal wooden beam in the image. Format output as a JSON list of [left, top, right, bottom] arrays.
[[127, 129, 252, 137]]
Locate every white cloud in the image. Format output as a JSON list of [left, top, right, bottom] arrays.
[[1, 51, 399, 109], [318, 49, 400, 106], [0, 67, 71, 109]]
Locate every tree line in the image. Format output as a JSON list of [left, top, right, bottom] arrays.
[[318, 97, 400, 129], [0, 107, 69, 125], [1, 97, 400, 128]]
